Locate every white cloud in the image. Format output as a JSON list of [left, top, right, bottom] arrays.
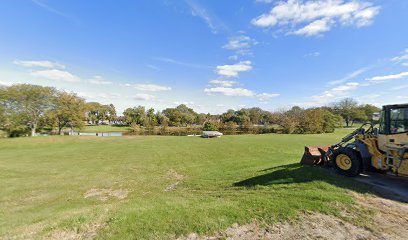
[[209, 79, 237, 87], [294, 19, 331, 36], [185, 0, 226, 34], [13, 60, 65, 69], [391, 49, 408, 66], [127, 83, 172, 92], [366, 72, 408, 82], [392, 84, 408, 91], [204, 87, 255, 97], [252, 0, 380, 36], [31, 69, 81, 82], [0, 80, 14, 86], [328, 66, 371, 85], [88, 76, 112, 85], [173, 101, 196, 107], [223, 35, 257, 50], [257, 93, 280, 103], [134, 93, 156, 101], [146, 64, 160, 71], [216, 61, 253, 77], [77, 92, 120, 100], [255, 0, 273, 3], [153, 57, 209, 69], [304, 51, 321, 57], [310, 82, 359, 104], [397, 96, 408, 100]]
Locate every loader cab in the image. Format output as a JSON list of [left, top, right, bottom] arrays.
[[377, 104, 408, 151]]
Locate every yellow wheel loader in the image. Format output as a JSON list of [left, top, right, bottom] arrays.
[[301, 104, 408, 177]]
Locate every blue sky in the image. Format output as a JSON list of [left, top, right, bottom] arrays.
[[0, 0, 407, 114]]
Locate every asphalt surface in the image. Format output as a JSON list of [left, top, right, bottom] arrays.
[[356, 172, 408, 202]]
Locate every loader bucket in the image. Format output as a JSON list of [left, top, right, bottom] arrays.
[[300, 146, 330, 166]]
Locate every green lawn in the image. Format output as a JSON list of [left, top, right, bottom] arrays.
[[0, 130, 371, 239]]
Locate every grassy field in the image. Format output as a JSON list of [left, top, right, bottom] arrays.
[[0, 129, 371, 239]]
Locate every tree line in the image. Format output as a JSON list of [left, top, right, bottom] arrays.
[[0, 84, 380, 137]]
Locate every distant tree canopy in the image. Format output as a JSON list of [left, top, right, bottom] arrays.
[[203, 121, 218, 131], [0, 84, 383, 137], [86, 102, 116, 125], [47, 92, 86, 135], [0, 84, 94, 137], [331, 98, 380, 127], [162, 104, 198, 127], [0, 84, 56, 136]]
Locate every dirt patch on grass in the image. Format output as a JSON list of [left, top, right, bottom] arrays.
[[352, 193, 408, 239], [164, 169, 184, 192], [84, 189, 129, 201], [47, 222, 106, 240], [178, 193, 408, 240]]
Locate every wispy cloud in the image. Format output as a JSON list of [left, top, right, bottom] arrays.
[[252, 0, 380, 36], [392, 84, 408, 90], [13, 60, 65, 69], [257, 93, 280, 103], [153, 57, 210, 69], [134, 93, 157, 101], [328, 67, 371, 85], [146, 64, 160, 71], [204, 87, 255, 97], [185, 0, 227, 34], [209, 79, 237, 87], [88, 76, 112, 85], [391, 48, 408, 66], [125, 83, 172, 92], [309, 82, 360, 105], [223, 35, 257, 50], [366, 71, 408, 81], [31, 69, 81, 82], [255, 0, 273, 3], [78, 92, 120, 101], [204, 87, 279, 103], [31, 0, 79, 24], [304, 52, 321, 58], [0, 80, 14, 86]]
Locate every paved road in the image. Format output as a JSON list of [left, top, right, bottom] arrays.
[[356, 173, 408, 202]]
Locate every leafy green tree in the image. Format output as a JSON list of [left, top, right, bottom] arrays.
[[145, 108, 157, 128], [297, 108, 342, 133], [47, 92, 86, 134], [248, 107, 263, 124], [86, 102, 117, 124], [359, 104, 381, 122], [156, 112, 169, 126], [203, 121, 218, 131], [0, 84, 56, 136], [332, 98, 362, 127], [123, 106, 146, 126], [277, 106, 303, 133], [86, 102, 101, 124], [108, 104, 117, 123], [162, 104, 198, 126]]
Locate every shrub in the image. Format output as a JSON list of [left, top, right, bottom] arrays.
[[202, 122, 218, 131]]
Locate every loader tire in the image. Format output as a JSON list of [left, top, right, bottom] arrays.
[[332, 147, 361, 177]]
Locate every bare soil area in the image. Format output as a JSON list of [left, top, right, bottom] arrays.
[[83, 188, 129, 202], [179, 193, 408, 240]]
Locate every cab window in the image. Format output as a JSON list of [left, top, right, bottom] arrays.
[[390, 107, 408, 134], [379, 111, 386, 134]]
